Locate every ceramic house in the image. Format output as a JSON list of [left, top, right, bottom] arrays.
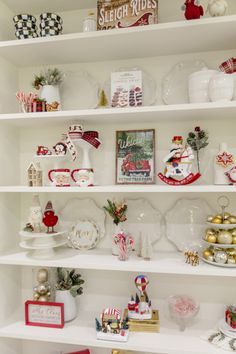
[[27, 162, 43, 187]]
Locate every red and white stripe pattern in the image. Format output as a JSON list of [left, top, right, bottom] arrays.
[[102, 308, 121, 320], [135, 275, 149, 293]]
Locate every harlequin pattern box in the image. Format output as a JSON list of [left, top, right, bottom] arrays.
[[97, 0, 158, 30]]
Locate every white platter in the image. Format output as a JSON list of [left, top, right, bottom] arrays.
[[104, 67, 157, 107], [61, 71, 99, 110], [19, 230, 66, 239], [200, 256, 236, 268], [59, 198, 105, 250], [124, 199, 162, 248], [165, 198, 214, 252], [207, 222, 236, 230], [162, 60, 207, 105], [202, 237, 236, 248], [219, 319, 236, 338]]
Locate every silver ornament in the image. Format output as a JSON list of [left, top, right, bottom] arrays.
[[214, 251, 228, 264]]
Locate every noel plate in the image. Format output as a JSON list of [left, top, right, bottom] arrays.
[[219, 319, 236, 338], [124, 199, 162, 248], [165, 198, 214, 251], [61, 71, 99, 110], [104, 67, 157, 107], [202, 237, 236, 249], [162, 60, 207, 105], [200, 256, 236, 268], [68, 220, 100, 250], [59, 198, 105, 250], [206, 222, 236, 230]]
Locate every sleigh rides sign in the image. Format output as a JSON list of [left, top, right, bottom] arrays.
[[97, 0, 158, 30]]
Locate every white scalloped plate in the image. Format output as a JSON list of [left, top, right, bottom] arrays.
[[124, 199, 162, 247], [59, 198, 105, 250], [165, 198, 214, 252]]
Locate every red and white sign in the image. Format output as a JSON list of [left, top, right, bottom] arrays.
[[25, 301, 64, 328]]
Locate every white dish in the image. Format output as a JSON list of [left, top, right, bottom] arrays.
[[202, 237, 236, 248], [162, 60, 207, 105], [61, 71, 99, 110], [124, 199, 162, 248], [19, 230, 66, 239], [207, 222, 236, 230], [219, 319, 236, 338], [165, 198, 213, 252], [200, 256, 236, 268], [104, 67, 157, 107], [68, 220, 100, 250]]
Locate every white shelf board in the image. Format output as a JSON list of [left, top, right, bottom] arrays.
[[3, 0, 95, 13], [3, 102, 236, 127], [1, 16, 236, 66], [0, 319, 226, 354], [0, 185, 235, 193], [1, 248, 236, 277]]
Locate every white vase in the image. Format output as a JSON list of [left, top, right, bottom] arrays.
[[55, 290, 77, 322], [214, 143, 234, 185], [40, 85, 61, 110]]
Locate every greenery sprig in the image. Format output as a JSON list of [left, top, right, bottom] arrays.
[[104, 199, 127, 225], [55, 268, 84, 298], [187, 126, 209, 173], [33, 68, 63, 90]]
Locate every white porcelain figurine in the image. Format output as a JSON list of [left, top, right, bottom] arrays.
[[207, 0, 228, 17]]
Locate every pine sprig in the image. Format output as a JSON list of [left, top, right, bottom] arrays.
[[32, 68, 64, 89], [186, 126, 209, 173]]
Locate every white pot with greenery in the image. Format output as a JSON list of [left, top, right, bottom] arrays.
[[55, 268, 84, 322], [33, 68, 63, 111]]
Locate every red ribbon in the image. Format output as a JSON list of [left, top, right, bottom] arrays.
[[81, 131, 101, 149]]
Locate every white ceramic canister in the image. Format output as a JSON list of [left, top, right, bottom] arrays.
[[209, 72, 234, 102], [188, 69, 218, 103], [55, 290, 77, 322], [40, 84, 61, 110]]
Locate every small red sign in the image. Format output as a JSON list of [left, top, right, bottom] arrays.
[[25, 301, 64, 329]]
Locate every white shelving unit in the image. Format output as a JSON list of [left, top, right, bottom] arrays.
[[0, 1, 236, 354]]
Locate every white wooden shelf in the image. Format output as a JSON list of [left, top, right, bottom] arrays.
[[1, 16, 236, 66], [1, 248, 236, 277], [3, 102, 236, 127], [0, 319, 225, 354], [0, 185, 235, 193]]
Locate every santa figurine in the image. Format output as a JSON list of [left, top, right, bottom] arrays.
[[43, 201, 58, 233], [182, 0, 204, 20], [163, 136, 184, 174]]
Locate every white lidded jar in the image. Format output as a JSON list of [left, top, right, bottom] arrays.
[[83, 12, 96, 32], [209, 72, 234, 102], [188, 68, 217, 103], [214, 143, 234, 185]]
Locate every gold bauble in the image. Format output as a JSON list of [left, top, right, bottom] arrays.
[[227, 248, 236, 256], [227, 257, 236, 265], [212, 217, 222, 224], [224, 212, 231, 220], [207, 215, 214, 222], [217, 230, 233, 244], [203, 249, 213, 259], [223, 220, 231, 224], [231, 229, 236, 237], [207, 234, 217, 243], [215, 214, 223, 220], [205, 228, 216, 240], [37, 269, 49, 283], [38, 296, 48, 302], [232, 235, 236, 244], [228, 216, 236, 224]]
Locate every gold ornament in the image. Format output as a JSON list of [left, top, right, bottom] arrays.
[[207, 234, 217, 243], [223, 219, 231, 224], [231, 228, 236, 237], [207, 215, 214, 222], [215, 214, 223, 220], [224, 212, 231, 219], [205, 229, 216, 240], [227, 257, 236, 265], [232, 235, 236, 244], [226, 248, 236, 256], [228, 216, 236, 224], [33, 268, 51, 302], [217, 230, 232, 244], [184, 250, 199, 266], [203, 249, 213, 259], [212, 217, 222, 224], [207, 254, 214, 262]]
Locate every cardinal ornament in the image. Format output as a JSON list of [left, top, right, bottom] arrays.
[[43, 201, 58, 233], [158, 136, 201, 185], [182, 0, 204, 20]]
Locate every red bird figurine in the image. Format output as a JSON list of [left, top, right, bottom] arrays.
[[182, 0, 204, 20], [43, 201, 58, 233]]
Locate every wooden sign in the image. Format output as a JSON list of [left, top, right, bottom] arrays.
[[97, 0, 158, 30], [25, 301, 64, 328]]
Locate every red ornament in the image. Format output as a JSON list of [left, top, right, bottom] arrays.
[[43, 201, 58, 233], [182, 0, 204, 20], [216, 151, 234, 167]]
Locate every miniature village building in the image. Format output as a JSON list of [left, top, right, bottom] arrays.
[[27, 162, 43, 187]]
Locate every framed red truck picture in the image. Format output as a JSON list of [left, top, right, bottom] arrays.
[[116, 129, 155, 184]]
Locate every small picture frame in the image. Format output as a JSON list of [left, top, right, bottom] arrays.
[[116, 129, 155, 184], [25, 301, 64, 329]]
